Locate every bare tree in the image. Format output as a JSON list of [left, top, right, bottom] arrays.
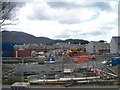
[[0, 2, 15, 27], [0, 1, 24, 29]]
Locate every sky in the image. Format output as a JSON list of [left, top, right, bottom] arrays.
[[2, 0, 118, 43]]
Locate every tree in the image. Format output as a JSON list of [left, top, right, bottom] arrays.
[[0, 2, 16, 28], [0, 2, 24, 29], [99, 40, 106, 43]]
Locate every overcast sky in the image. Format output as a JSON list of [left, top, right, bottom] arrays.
[[3, 0, 118, 43]]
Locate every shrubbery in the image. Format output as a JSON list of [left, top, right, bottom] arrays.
[[2, 75, 22, 85]]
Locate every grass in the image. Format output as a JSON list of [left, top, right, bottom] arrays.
[[2, 75, 22, 85]]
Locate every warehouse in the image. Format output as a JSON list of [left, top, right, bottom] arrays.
[[86, 41, 110, 54], [110, 36, 120, 54]]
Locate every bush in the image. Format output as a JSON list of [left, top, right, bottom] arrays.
[[2, 75, 22, 85]]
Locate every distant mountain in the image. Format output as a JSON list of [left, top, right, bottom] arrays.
[[2, 31, 54, 44], [1, 31, 89, 45]]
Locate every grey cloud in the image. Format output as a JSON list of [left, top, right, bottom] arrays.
[[54, 30, 72, 39], [47, 2, 80, 9], [54, 33, 70, 39], [34, 13, 50, 20], [27, 13, 50, 20], [54, 30, 102, 39], [25, 2, 111, 24], [79, 33, 87, 36], [78, 30, 102, 36], [89, 30, 102, 35], [27, 14, 49, 20], [100, 26, 114, 31], [93, 2, 111, 10], [47, 2, 111, 10], [59, 19, 80, 24], [26, 7, 81, 24], [27, 7, 50, 20]]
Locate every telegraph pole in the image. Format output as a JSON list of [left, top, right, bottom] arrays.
[[21, 58, 24, 82], [61, 56, 64, 78]]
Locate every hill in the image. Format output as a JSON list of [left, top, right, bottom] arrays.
[[1, 31, 89, 45], [2, 31, 54, 44]]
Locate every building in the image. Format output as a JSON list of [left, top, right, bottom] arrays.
[[2, 43, 14, 57], [110, 36, 120, 54], [14, 44, 49, 57], [13, 44, 32, 57], [55, 42, 85, 50], [86, 41, 110, 54]]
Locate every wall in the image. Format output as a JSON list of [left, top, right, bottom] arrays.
[[86, 41, 110, 54], [86, 42, 94, 54], [2, 43, 14, 57], [110, 37, 119, 54], [18, 50, 31, 57]]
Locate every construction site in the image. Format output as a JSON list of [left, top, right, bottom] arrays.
[[2, 48, 120, 88]]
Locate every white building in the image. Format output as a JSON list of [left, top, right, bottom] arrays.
[[86, 41, 110, 54], [110, 36, 120, 54]]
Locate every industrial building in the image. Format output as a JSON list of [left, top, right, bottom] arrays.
[[110, 36, 120, 54], [86, 41, 110, 54], [2, 43, 14, 57]]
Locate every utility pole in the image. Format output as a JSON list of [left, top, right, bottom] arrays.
[[61, 56, 64, 78], [71, 57, 73, 79], [21, 58, 24, 82]]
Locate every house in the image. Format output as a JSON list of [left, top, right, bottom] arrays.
[[86, 41, 110, 54], [110, 36, 120, 54]]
